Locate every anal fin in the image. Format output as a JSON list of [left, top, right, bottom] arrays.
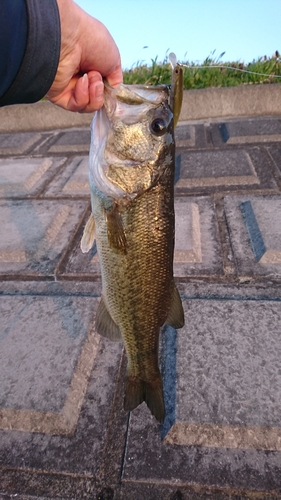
[[165, 282, 185, 329], [95, 296, 123, 342], [106, 205, 127, 254], [80, 213, 96, 253]]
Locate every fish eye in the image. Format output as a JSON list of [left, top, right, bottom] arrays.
[[150, 118, 167, 136]]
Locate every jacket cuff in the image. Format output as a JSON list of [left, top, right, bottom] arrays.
[[0, 0, 60, 107]]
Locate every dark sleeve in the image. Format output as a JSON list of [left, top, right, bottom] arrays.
[[0, 0, 61, 107]]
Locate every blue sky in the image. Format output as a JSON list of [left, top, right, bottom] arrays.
[[76, 0, 281, 70]]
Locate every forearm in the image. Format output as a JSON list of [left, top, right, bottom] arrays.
[[0, 0, 60, 107]]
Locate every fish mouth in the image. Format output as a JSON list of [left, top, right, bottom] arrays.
[[89, 106, 141, 199], [104, 80, 169, 104], [103, 81, 170, 125]]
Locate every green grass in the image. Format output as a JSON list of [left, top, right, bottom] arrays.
[[123, 50, 281, 89]]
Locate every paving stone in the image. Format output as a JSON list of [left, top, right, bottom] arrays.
[[0, 132, 42, 155], [174, 147, 278, 194], [123, 297, 281, 492], [0, 285, 123, 478], [224, 194, 281, 276], [0, 199, 88, 277], [211, 117, 281, 146], [1, 114, 281, 498], [0, 496, 60, 500], [0, 157, 65, 198], [175, 123, 209, 149], [47, 129, 91, 153], [44, 156, 90, 197], [60, 197, 223, 278], [174, 198, 223, 276], [119, 482, 261, 500]]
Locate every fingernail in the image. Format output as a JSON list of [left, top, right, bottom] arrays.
[[82, 73, 89, 92], [95, 81, 104, 100]]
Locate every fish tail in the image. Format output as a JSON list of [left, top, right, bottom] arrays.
[[124, 375, 165, 424]]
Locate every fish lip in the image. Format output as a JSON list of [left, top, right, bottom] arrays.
[[104, 80, 170, 107]]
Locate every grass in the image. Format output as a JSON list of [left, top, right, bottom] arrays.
[[123, 50, 281, 89]]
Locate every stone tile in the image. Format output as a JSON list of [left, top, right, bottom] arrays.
[[0, 157, 65, 198], [0, 199, 88, 277], [119, 482, 257, 500], [224, 194, 281, 276], [175, 123, 209, 150], [123, 297, 281, 491], [0, 496, 58, 500], [47, 129, 91, 153], [0, 132, 42, 155], [173, 198, 223, 276], [174, 147, 278, 194], [44, 156, 90, 197], [211, 118, 281, 146], [60, 197, 223, 278], [0, 284, 123, 476]]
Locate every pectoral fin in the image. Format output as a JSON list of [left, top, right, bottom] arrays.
[[80, 213, 96, 253], [95, 296, 123, 342], [106, 205, 127, 254], [165, 282, 185, 329]]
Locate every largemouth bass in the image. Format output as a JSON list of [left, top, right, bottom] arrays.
[[81, 76, 184, 423]]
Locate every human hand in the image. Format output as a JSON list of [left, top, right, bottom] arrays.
[[46, 0, 122, 112]]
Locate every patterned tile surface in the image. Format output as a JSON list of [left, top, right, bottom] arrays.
[[0, 200, 87, 276], [44, 156, 90, 197], [225, 194, 281, 276], [0, 157, 65, 197], [211, 118, 281, 146], [1, 115, 281, 498], [175, 147, 278, 194], [123, 293, 281, 490], [0, 285, 122, 476], [0, 132, 42, 155]]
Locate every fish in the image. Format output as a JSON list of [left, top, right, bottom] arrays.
[[81, 70, 184, 423]]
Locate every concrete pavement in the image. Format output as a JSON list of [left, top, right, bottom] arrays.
[[1, 97, 281, 499]]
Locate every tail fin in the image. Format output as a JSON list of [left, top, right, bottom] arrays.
[[124, 376, 165, 423]]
